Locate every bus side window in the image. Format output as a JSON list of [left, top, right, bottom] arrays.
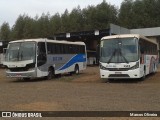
[[140, 47, 144, 54], [139, 40, 144, 54], [139, 39, 144, 64]]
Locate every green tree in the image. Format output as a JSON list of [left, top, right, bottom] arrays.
[[118, 0, 160, 28], [142, 0, 158, 27], [69, 6, 84, 32], [37, 13, 51, 37], [155, 0, 160, 26], [118, 0, 134, 28], [83, 5, 99, 30], [61, 9, 70, 32], [22, 16, 35, 39], [0, 22, 11, 41], [50, 13, 62, 34], [83, 0, 118, 30], [11, 14, 26, 40], [96, 0, 118, 28]]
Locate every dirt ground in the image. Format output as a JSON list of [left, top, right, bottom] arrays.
[[0, 65, 160, 83], [0, 65, 160, 120]]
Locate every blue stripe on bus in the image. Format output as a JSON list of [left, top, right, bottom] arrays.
[[58, 54, 86, 71]]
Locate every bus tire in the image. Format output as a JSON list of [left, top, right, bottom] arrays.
[[153, 63, 156, 73], [74, 65, 79, 75], [47, 67, 54, 80], [141, 68, 146, 80]]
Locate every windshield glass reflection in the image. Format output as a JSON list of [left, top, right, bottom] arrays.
[[100, 38, 138, 63], [5, 42, 36, 62]]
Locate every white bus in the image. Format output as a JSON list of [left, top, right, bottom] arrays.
[[0, 41, 9, 66], [3, 38, 87, 80], [99, 34, 158, 80]]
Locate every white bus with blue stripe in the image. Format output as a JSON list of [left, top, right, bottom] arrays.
[[3, 39, 87, 80]]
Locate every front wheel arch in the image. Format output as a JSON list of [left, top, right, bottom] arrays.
[[47, 66, 55, 80], [141, 66, 146, 80], [74, 64, 79, 75]]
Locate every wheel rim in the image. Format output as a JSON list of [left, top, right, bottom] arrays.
[[48, 69, 53, 80], [75, 66, 79, 74]]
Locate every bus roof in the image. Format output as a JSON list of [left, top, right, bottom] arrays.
[[101, 34, 157, 44], [9, 38, 85, 45]]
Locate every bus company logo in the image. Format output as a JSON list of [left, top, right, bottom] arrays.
[[124, 65, 130, 68], [9, 65, 16, 67], [53, 57, 63, 61], [107, 65, 116, 68], [2, 112, 11, 117]]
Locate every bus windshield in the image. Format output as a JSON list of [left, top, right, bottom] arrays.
[[100, 37, 139, 63], [5, 42, 36, 62]]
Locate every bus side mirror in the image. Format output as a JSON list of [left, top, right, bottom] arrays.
[[3, 48, 7, 54]]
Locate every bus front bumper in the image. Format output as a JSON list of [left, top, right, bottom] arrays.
[[5, 70, 36, 78], [100, 68, 141, 79]]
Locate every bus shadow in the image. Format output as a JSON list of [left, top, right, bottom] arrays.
[[11, 77, 48, 83], [105, 73, 156, 84], [10, 73, 81, 83], [106, 79, 142, 84]]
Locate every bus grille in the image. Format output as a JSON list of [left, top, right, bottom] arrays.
[[107, 68, 130, 71], [109, 74, 130, 78], [8, 63, 35, 72], [9, 67, 29, 72]]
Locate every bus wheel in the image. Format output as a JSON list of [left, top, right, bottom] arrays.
[[153, 64, 156, 73], [141, 70, 146, 80], [74, 65, 79, 75], [47, 68, 54, 80]]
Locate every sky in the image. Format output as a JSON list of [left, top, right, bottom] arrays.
[[0, 0, 123, 27]]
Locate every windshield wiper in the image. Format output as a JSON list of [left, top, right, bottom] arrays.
[[107, 48, 129, 64], [17, 51, 20, 61], [20, 51, 23, 60], [107, 49, 117, 64], [119, 49, 129, 64]]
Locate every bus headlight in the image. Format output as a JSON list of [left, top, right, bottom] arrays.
[[130, 62, 139, 70], [99, 63, 108, 70], [6, 69, 11, 72]]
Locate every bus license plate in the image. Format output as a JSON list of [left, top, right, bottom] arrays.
[[115, 72, 122, 74]]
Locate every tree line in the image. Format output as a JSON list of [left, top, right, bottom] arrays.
[[1, 0, 160, 41]]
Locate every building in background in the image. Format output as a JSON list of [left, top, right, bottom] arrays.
[[50, 28, 111, 65], [49, 24, 160, 64]]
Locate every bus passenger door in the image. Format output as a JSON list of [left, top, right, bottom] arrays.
[[37, 42, 47, 77], [37, 42, 47, 66]]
